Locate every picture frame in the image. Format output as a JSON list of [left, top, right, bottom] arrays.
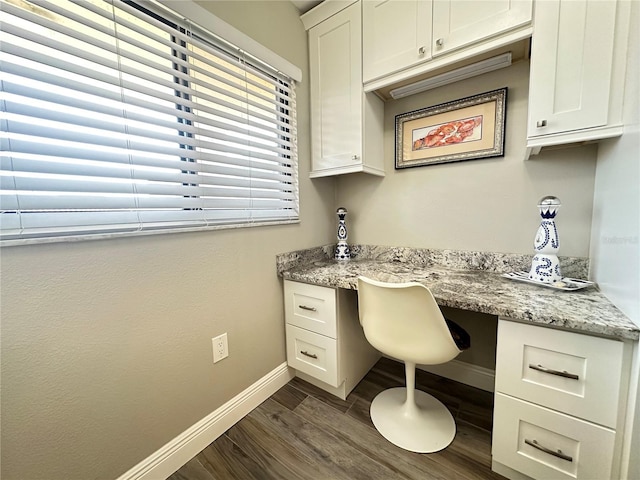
[[395, 88, 507, 169]]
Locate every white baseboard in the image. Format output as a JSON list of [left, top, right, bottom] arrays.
[[116, 362, 295, 480], [418, 359, 495, 392]]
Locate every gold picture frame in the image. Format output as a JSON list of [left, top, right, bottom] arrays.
[[395, 88, 507, 169]]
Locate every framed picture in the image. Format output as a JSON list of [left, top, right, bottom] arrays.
[[395, 88, 507, 169]]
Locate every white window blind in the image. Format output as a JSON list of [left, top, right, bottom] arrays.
[[0, 0, 298, 242]]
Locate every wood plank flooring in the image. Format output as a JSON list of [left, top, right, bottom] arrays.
[[168, 357, 506, 480]]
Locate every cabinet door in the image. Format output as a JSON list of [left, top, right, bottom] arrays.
[[309, 2, 362, 173], [362, 0, 432, 83], [432, 0, 532, 56], [527, 0, 616, 138]]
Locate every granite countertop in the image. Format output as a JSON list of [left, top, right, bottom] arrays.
[[277, 245, 639, 341]]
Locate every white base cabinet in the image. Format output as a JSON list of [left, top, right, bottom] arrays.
[[284, 280, 380, 400], [493, 393, 616, 480], [493, 319, 632, 480]]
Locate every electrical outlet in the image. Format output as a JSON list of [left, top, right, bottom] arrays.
[[212, 333, 228, 363]]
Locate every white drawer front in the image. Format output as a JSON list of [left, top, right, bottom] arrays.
[[284, 280, 337, 338], [286, 324, 339, 387], [493, 393, 615, 480], [495, 320, 623, 427]]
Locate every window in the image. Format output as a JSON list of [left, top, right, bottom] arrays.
[[0, 0, 298, 243]]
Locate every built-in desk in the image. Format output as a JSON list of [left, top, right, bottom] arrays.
[[277, 245, 639, 480], [278, 246, 637, 340]]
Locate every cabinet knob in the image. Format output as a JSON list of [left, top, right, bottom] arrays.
[[536, 119, 547, 128], [352, 154, 359, 160], [436, 38, 444, 47], [418, 46, 426, 56]]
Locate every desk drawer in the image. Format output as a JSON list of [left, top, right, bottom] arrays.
[[495, 320, 623, 428], [286, 324, 339, 387], [284, 280, 337, 338], [493, 393, 615, 480]]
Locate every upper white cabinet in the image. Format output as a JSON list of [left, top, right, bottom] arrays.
[[432, 0, 533, 56], [362, 0, 433, 83], [362, 0, 533, 87], [303, 1, 384, 178], [526, 0, 631, 156]]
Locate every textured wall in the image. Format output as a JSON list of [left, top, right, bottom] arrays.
[[590, 1, 640, 477], [336, 59, 598, 374], [0, 2, 335, 479], [590, 0, 639, 327], [337, 60, 597, 258]]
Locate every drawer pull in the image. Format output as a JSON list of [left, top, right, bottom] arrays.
[[300, 350, 318, 359], [525, 439, 573, 462], [529, 363, 579, 380], [298, 305, 317, 312]]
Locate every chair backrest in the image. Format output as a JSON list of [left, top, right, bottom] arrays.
[[357, 276, 461, 366]]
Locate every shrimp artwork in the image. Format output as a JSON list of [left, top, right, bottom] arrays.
[[395, 88, 507, 169], [412, 116, 483, 151]]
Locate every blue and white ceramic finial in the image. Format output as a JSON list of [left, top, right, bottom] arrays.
[[334, 207, 351, 261], [538, 195, 561, 219], [528, 196, 562, 283]]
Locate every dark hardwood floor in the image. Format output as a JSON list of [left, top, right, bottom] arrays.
[[168, 357, 506, 480]]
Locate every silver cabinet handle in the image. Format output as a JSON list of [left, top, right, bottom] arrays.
[[298, 305, 317, 312], [436, 38, 444, 47], [351, 154, 359, 160], [536, 119, 547, 128], [525, 439, 573, 462], [300, 350, 318, 359], [418, 46, 426, 55], [529, 364, 579, 380]]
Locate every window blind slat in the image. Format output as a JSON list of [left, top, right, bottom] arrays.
[[3, 114, 290, 165], [112, 0, 292, 94], [2, 78, 293, 157], [2, 31, 291, 129], [1, 56, 293, 141], [0, 0, 298, 242], [1, 153, 293, 185], [1, 29, 294, 133]]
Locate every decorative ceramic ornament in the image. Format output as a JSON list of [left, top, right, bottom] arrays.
[[334, 207, 351, 261], [528, 196, 562, 283]]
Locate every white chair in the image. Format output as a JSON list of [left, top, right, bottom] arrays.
[[356, 276, 469, 453]]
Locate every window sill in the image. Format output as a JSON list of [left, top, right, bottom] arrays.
[[0, 219, 301, 247]]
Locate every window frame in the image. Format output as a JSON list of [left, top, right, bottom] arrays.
[[0, 0, 301, 246]]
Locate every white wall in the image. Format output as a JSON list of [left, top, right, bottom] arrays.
[[336, 59, 600, 371], [337, 60, 598, 258], [1, 2, 634, 479], [590, 3, 639, 328], [590, 2, 640, 478], [0, 2, 335, 479]]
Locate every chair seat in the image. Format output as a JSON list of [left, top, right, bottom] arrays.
[[370, 387, 456, 453], [445, 319, 471, 350]]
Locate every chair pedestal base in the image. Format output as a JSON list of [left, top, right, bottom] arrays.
[[370, 387, 456, 453]]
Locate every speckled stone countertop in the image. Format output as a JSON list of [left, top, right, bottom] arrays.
[[277, 245, 639, 341]]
